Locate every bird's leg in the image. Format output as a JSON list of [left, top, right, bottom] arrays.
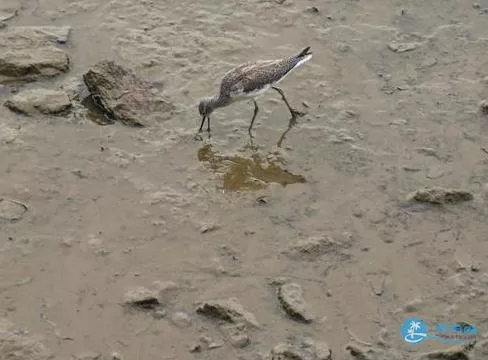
[[194, 116, 207, 140], [248, 99, 259, 139], [206, 116, 212, 139], [272, 86, 306, 124]]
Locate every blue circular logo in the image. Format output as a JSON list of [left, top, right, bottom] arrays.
[[400, 317, 429, 344]]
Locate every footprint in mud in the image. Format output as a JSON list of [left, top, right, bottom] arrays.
[[197, 144, 306, 191]]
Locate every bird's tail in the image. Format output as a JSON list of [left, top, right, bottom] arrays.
[[296, 46, 312, 58]]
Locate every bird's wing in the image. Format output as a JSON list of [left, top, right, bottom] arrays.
[[222, 60, 284, 96]]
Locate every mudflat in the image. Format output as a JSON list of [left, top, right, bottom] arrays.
[[1, 0, 488, 359]]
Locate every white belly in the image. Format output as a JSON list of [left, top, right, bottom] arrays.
[[230, 84, 271, 102]]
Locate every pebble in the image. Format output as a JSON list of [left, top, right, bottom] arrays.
[[220, 323, 250, 348], [123, 286, 160, 310], [407, 187, 474, 205], [170, 312, 192, 328], [480, 100, 488, 115], [195, 298, 260, 328], [277, 282, 314, 323]]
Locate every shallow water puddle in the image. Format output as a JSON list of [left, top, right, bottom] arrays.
[[198, 144, 306, 191]]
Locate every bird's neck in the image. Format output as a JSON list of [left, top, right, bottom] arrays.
[[209, 94, 230, 109]]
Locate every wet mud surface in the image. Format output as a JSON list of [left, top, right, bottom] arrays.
[[1, 0, 488, 359]]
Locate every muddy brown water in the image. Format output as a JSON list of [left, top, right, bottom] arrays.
[[1, 0, 488, 359]]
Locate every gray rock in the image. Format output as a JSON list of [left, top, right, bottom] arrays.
[[0, 317, 53, 360], [271, 338, 332, 360], [387, 42, 419, 53], [4, 88, 72, 116], [82, 60, 175, 127], [170, 312, 192, 328], [414, 345, 472, 360], [285, 236, 340, 261], [0, 198, 27, 222], [195, 298, 260, 328], [123, 286, 161, 310], [407, 187, 474, 205], [473, 339, 488, 358], [219, 323, 250, 348], [73, 352, 102, 360], [480, 100, 488, 115], [277, 283, 314, 323], [0, 27, 70, 84], [0, 9, 17, 22]]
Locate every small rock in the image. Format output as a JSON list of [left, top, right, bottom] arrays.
[[200, 223, 219, 233], [73, 352, 102, 360], [123, 287, 160, 310], [0, 198, 28, 222], [110, 351, 122, 360], [345, 343, 377, 360], [387, 42, 418, 53], [277, 283, 314, 323], [480, 100, 488, 115], [0, 27, 70, 83], [4, 88, 71, 116], [153, 309, 167, 319], [416, 147, 438, 157], [189, 344, 201, 353], [305, 6, 319, 14], [0, 10, 17, 22], [0, 22, 6, 29], [389, 118, 408, 126], [170, 312, 192, 328], [473, 3, 481, 9], [195, 298, 260, 328], [473, 339, 488, 357], [407, 187, 474, 205], [414, 346, 471, 360], [271, 338, 332, 360], [285, 236, 340, 261], [220, 323, 250, 348]]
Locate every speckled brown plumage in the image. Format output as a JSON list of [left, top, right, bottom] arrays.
[[197, 46, 312, 139]]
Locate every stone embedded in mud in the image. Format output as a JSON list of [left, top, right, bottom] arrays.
[[277, 282, 314, 323], [285, 236, 340, 261], [0, 9, 17, 22], [0, 317, 53, 360], [271, 338, 332, 360], [0, 198, 28, 222], [407, 187, 474, 205], [387, 42, 419, 53], [123, 286, 161, 310], [195, 298, 260, 328], [4, 88, 72, 116], [82, 60, 175, 127], [414, 345, 472, 360], [219, 323, 250, 348], [480, 100, 488, 115], [0, 27, 70, 84], [170, 312, 192, 328]]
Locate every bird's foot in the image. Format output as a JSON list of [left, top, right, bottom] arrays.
[[290, 108, 306, 119], [194, 132, 203, 141]]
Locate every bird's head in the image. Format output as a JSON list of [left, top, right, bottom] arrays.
[[198, 97, 215, 118]]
